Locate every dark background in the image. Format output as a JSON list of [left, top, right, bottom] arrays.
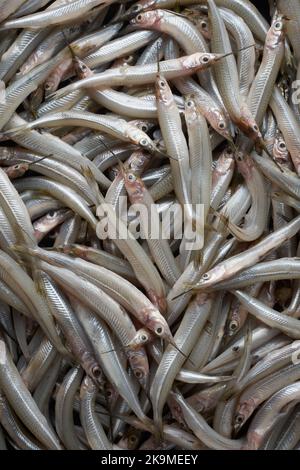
[[252, 0, 270, 21]]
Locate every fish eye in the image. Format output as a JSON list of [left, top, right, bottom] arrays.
[[140, 138, 148, 146], [127, 173, 136, 182], [202, 273, 210, 280], [132, 5, 140, 11], [136, 14, 143, 21], [201, 20, 207, 29], [129, 435, 138, 444], [274, 21, 282, 30], [141, 124, 148, 132], [186, 100, 193, 108], [92, 366, 102, 379], [229, 321, 238, 331], [44, 83, 51, 90], [253, 124, 259, 131], [202, 55, 210, 63], [279, 141, 286, 149], [47, 210, 56, 218], [232, 346, 240, 352], [134, 369, 143, 378], [159, 80, 166, 88], [155, 326, 163, 335], [141, 334, 148, 342], [218, 121, 225, 129], [235, 415, 244, 424]]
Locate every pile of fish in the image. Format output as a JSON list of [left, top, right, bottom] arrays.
[[1, 0, 300, 451]]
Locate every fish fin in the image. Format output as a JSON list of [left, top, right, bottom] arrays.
[[170, 285, 196, 301], [26, 153, 54, 169], [209, 208, 230, 236], [166, 338, 196, 367]]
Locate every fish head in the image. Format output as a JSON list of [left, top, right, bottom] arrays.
[[121, 166, 145, 203], [184, 95, 198, 124], [127, 348, 149, 389], [130, 10, 163, 28], [239, 112, 263, 142], [126, 328, 152, 350], [73, 58, 92, 79], [124, 0, 157, 21], [181, 52, 219, 72], [209, 108, 233, 141], [155, 74, 173, 105], [267, 13, 286, 49], [195, 264, 227, 290], [127, 150, 152, 174]]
